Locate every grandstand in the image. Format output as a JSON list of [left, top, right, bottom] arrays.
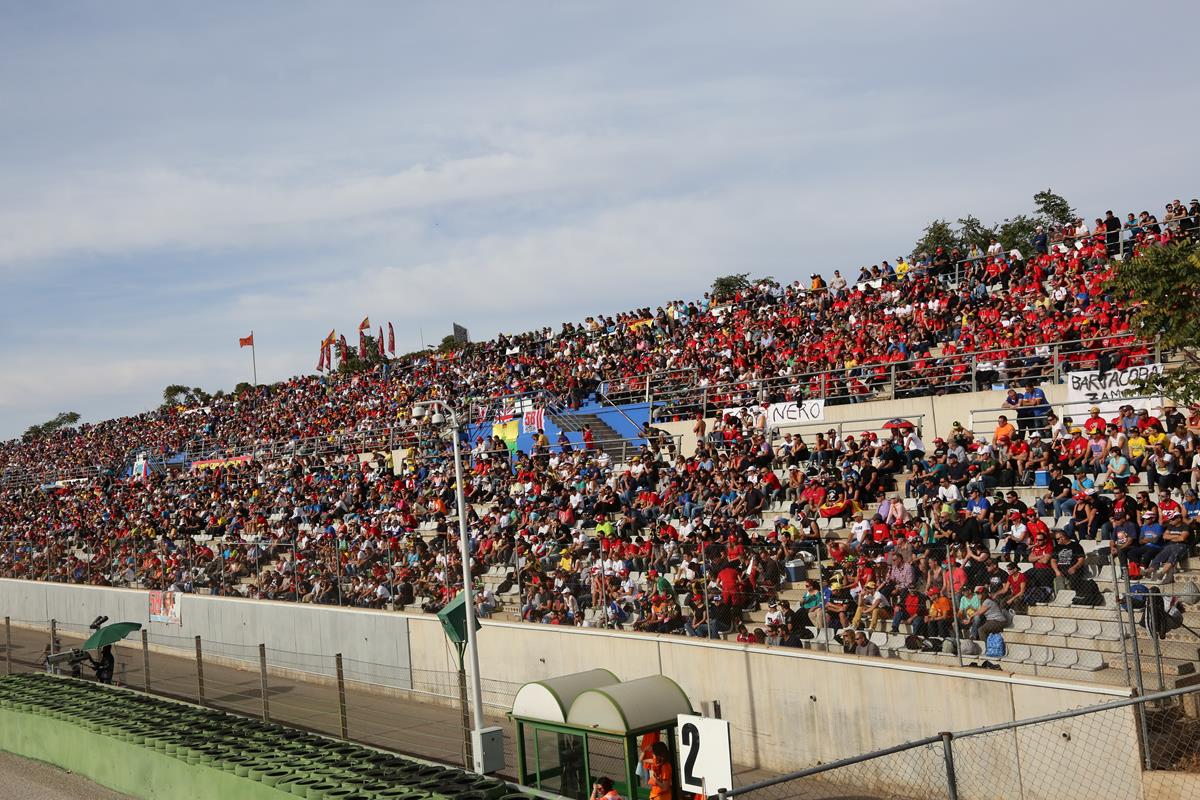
[[1, 194, 1198, 704]]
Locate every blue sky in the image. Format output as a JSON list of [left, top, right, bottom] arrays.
[[2, 1, 1197, 439]]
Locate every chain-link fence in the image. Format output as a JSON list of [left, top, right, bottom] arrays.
[[0, 615, 523, 778], [718, 684, 1200, 800]]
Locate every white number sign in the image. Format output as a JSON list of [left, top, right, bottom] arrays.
[[676, 714, 733, 795]]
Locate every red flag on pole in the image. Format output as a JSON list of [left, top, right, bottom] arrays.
[[377, 326, 385, 357], [387, 322, 395, 355], [358, 330, 366, 359], [338, 335, 349, 362], [358, 316, 370, 331], [239, 334, 254, 348], [317, 342, 326, 371]]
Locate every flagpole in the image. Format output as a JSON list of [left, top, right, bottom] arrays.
[[251, 330, 258, 386]]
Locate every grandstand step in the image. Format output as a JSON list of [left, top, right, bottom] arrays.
[[549, 412, 629, 461]]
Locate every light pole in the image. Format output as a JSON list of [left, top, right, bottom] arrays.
[[411, 400, 486, 769]]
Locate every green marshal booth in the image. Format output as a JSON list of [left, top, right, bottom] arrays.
[[509, 670, 694, 800]]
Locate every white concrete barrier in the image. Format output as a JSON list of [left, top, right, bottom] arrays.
[[1, 579, 1142, 798]]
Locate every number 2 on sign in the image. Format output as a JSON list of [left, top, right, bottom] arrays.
[[681, 722, 702, 787]]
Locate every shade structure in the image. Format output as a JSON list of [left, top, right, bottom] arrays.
[[510, 669, 620, 724], [566, 675, 693, 734], [82, 622, 142, 651]]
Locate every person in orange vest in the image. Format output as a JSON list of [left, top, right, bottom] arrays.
[[646, 740, 674, 800], [589, 776, 625, 800]]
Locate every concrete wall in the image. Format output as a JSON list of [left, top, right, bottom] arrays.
[[656, 383, 1072, 457], [0, 580, 411, 689], [1, 580, 1142, 799]]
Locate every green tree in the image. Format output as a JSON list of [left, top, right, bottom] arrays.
[[1034, 188, 1076, 227], [995, 213, 1040, 254], [710, 273, 752, 301], [336, 334, 390, 373], [956, 214, 997, 254], [23, 411, 81, 439], [912, 219, 957, 258], [233, 382, 254, 396], [162, 384, 191, 405], [1106, 240, 1200, 405]]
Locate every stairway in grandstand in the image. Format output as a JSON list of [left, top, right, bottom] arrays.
[[546, 408, 630, 462]]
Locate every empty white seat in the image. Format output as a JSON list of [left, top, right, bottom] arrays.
[[1024, 645, 1051, 666], [817, 517, 831, 530], [1010, 615, 1032, 632], [903, 498, 919, 511], [869, 631, 888, 647], [1092, 565, 1117, 584], [1028, 616, 1055, 634], [1004, 643, 1031, 663], [1048, 648, 1079, 669], [1075, 651, 1105, 671], [1095, 621, 1122, 641], [827, 518, 845, 530], [1052, 618, 1078, 636], [1080, 540, 1103, 554], [1039, 516, 1058, 529], [1075, 619, 1102, 638], [1172, 582, 1200, 602], [1049, 591, 1076, 607]]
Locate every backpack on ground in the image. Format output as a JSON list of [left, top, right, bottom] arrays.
[[1072, 579, 1105, 606], [985, 632, 1006, 659]]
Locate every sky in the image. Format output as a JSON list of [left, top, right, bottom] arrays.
[[2, 1, 1197, 439]]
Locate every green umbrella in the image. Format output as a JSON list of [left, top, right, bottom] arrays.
[[82, 622, 142, 651]]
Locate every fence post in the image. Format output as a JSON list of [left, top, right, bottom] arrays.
[[258, 643, 270, 722], [4, 616, 10, 676], [336, 653, 349, 739], [940, 732, 959, 800], [49, 619, 57, 661], [194, 636, 206, 707], [141, 629, 150, 692]]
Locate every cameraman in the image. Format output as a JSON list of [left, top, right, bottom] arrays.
[[88, 645, 115, 684]]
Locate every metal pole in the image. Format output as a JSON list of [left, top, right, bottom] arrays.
[[251, 334, 257, 387], [941, 732, 959, 800], [335, 653, 349, 740], [457, 643, 471, 770], [1148, 596, 1165, 691], [141, 629, 150, 692], [702, 549, 713, 640], [194, 636, 206, 707], [449, 405, 486, 771], [1122, 572, 1152, 769], [1109, 564, 1131, 686], [258, 643, 270, 722], [49, 619, 57, 658], [946, 557, 964, 667], [4, 617, 10, 676]]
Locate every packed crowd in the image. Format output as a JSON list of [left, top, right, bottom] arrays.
[[5, 196, 1196, 489], [1, 194, 1198, 656]]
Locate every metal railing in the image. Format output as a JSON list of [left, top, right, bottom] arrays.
[[718, 683, 1200, 800], [646, 336, 1161, 423]]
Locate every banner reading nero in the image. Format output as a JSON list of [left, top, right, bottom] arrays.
[[721, 399, 825, 428], [148, 590, 182, 625], [1065, 363, 1164, 419]]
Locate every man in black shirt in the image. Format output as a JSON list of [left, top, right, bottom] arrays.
[[1036, 466, 1073, 520], [1052, 531, 1087, 594]]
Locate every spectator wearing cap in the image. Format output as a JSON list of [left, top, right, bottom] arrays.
[[851, 581, 890, 631], [918, 585, 953, 637], [1126, 512, 1164, 570], [969, 587, 1009, 641]]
